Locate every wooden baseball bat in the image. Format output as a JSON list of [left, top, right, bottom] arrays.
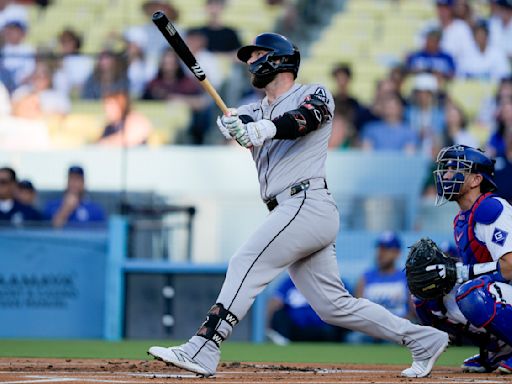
[[152, 11, 229, 115]]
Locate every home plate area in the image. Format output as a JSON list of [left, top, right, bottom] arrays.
[[0, 359, 509, 383]]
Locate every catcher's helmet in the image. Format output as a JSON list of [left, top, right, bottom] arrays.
[[237, 33, 300, 79], [434, 145, 497, 205]]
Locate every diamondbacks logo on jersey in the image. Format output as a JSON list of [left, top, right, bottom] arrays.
[[492, 228, 508, 246], [314, 87, 328, 104]]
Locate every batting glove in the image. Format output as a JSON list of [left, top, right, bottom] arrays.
[[246, 120, 276, 147], [216, 108, 239, 140]]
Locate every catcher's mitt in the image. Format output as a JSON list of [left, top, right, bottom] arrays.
[[405, 238, 457, 300]]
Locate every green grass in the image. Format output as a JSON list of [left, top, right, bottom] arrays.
[[0, 340, 476, 367]]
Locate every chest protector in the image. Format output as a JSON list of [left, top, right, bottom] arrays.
[[453, 193, 493, 264]]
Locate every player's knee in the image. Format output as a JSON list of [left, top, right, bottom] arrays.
[[457, 277, 512, 345], [456, 276, 497, 328]]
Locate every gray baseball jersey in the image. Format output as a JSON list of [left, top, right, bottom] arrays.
[[238, 83, 332, 200], [179, 82, 447, 374]]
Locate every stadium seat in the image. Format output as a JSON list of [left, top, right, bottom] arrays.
[[448, 80, 497, 120]]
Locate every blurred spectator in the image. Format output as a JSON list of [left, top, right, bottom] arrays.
[[452, 0, 475, 26], [16, 179, 37, 208], [11, 60, 71, 119], [361, 94, 417, 153], [266, 274, 346, 344], [494, 125, 512, 202], [433, 0, 474, 68], [331, 62, 365, 132], [142, 48, 211, 144], [388, 64, 408, 97], [0, 19, 35, 87], [142, 48, 201, 99], [355, 231, 411, 318], [44, 165, 106, 228], [405, 73, 445, 158], [97, 91, 153, 147], [477, 75, 512, 131], [122, 26, 156, 99], [328, 112, 356, 149], [185, 28, 222, 88], [137, 0, 180, 67], [195, 0, 242, 54], [457, 19, 510, 80], [443, 101, 479, 148], [0, 167, 42, 225], [405, 27, 456, 81], [52, 28, 94, 98], [81, 50, 129, 99], [487, 97, 512, 157], [274, 1, 300, 41], [357, 78, 403, 129], [488, 0, 512, 61], [351, 231, 411, 343], [0, 0, 28, 30]]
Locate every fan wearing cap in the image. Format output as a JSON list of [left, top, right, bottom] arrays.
[[16, 179, 37, 209], [405, 73, 445, 159], [0, 18, 35, 87], [405, 27, 456, 81], [355, 232, 412, 324], [43, 165, 105, 228]]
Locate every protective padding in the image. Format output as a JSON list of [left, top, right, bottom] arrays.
[[456, 276, 512, 345]]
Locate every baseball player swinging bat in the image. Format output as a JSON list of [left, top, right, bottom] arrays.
[[152, 11, 229, 115]]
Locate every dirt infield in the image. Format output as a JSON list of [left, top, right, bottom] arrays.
[[0, 358, 510, 383]]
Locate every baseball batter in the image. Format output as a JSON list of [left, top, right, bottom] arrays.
[[148, 32, 448, 378]]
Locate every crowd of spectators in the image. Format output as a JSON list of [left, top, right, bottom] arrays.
[[0, 164, 106, 228], [1, 0, 511, 193], [326, 0, 512, 201], [0, 0, 249, 145]]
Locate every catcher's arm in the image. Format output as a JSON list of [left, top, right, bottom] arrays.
[[455, 254, 511, 283]]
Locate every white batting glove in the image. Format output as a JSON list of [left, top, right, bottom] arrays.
[[221, 108, 253, 148], [216, 108, 238, 140], [456, 262, 469, 283], [246, 120, 276, 147]]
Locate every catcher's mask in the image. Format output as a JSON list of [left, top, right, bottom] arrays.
[[433, 145, 497, 206], [237, 33, 300, 88]]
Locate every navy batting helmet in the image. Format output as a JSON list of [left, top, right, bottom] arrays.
[[237, 33, 300, 79], [434, 145, 497, 205]]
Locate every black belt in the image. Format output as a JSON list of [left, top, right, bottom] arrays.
[[265, 179, 327, 212]]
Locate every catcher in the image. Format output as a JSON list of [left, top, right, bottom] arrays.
[[406, 145, 512, 374]]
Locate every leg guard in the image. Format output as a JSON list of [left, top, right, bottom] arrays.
[[196, 303, 239, 347], [456, 276, 512, 346], [414, 296, 476, 345]]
